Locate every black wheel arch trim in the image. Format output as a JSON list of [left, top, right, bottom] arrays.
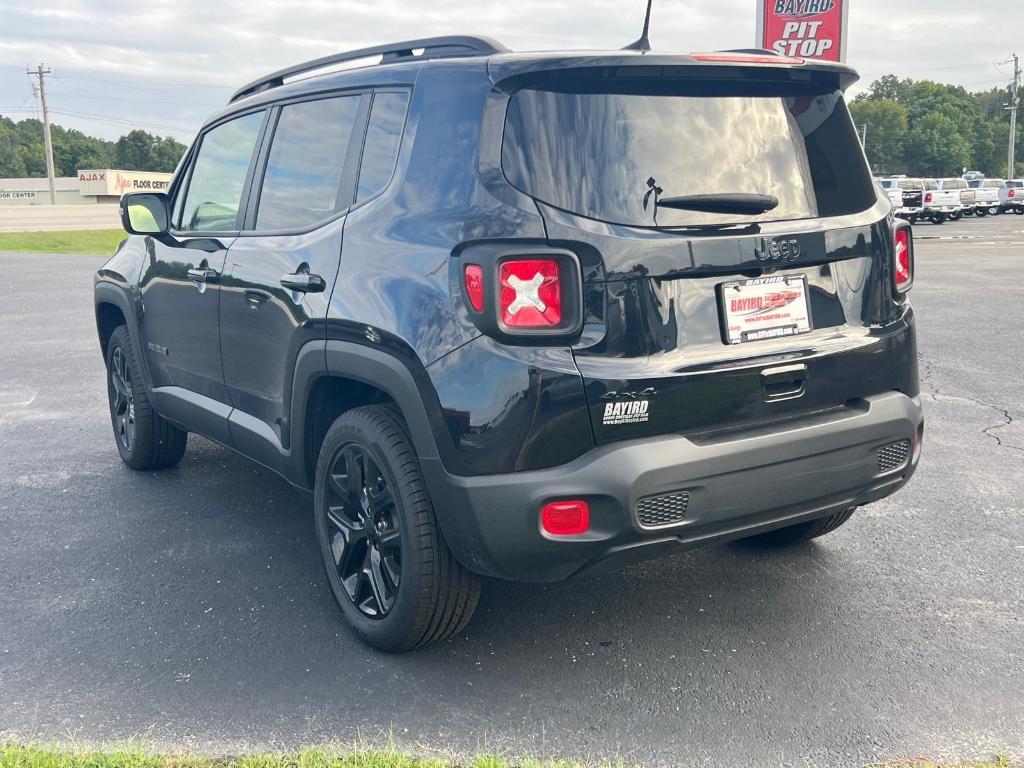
[[94, 280, 155, 398], [322, 340, 450, 467]]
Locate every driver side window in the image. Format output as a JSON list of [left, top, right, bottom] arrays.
[[178, 111, 264, 232]]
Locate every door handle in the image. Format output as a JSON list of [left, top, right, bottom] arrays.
[[187, 267, 219, 284], [280, 272, 326, 293]]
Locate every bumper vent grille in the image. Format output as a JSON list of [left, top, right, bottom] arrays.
[[636, 491, 690, 529], [877, 439, 911, 473]]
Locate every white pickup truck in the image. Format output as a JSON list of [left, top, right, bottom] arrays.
[[921, 178, 962, 224], [1000, 180, 1024, 214], [876, 177, 904, 209], [966, 178, 1003, 216], [937, 178, 975, 217], [879, 177, 924, 223]]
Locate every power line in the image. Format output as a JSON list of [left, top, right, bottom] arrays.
[[859, 60, 1004, 77], [48, 108, 196, 135], [50, 71, 233, 90], [45, 89, 224, 108]]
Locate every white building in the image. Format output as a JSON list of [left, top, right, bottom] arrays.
[[0, 169, 173, 206]]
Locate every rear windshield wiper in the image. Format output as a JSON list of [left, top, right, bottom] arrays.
[[655, 193, 779, 215]]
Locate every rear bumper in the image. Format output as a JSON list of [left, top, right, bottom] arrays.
[[424, 391, 923, 582]]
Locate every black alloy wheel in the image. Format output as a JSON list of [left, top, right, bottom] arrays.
[[313, 405, 481, 651], [109, 345, 137, 450], [104, 325, 187, 470], [323, 442, 402, 618]]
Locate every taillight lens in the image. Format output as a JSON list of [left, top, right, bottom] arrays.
[[894, 226, 913, 293], [1010, 189, 1017, 198], [924, 192, 933, 204], [541, 500, 590, 536], [499, 259, 562, 328], [464, 264, 484, 312]]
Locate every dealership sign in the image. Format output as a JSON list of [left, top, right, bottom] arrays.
[[77, 169, 172, 197], [755, 0, 848, 62]]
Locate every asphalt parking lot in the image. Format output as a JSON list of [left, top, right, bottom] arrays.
[[1, 215, 1022, 767]]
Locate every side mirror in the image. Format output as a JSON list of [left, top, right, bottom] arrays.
[[120, 192, 170, 235]]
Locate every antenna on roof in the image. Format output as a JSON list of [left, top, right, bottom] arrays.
[[623, 0, 653, 53]]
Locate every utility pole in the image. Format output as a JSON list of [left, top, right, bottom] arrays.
[[27, 63, 57, 205], [1006, 53, 1020, 179]]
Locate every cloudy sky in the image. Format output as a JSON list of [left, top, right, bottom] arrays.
[[1, 0, 1020, 143]]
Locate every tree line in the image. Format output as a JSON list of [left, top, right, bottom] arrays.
[[0, 117, 187, 178], [2, 77, 1020, 181], [851, 75, 1022, 178]]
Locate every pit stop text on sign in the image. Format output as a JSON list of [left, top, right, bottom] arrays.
[[772, 20, 833, 57]]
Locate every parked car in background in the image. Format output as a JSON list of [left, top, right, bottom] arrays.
[[968, 179, 1003, 216], [937, 177, 975, 217], [921, 178, 961, 224], [1000, 180, 1024, 214]]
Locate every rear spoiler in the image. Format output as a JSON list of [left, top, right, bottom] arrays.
[[487, 51, 859, 94]]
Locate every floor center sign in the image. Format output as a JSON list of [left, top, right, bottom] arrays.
[[756, 0, 848, 62]]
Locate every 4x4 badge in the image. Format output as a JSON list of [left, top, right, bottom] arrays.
[[600, 387, 656, 400], [754, 237, 801, 262]]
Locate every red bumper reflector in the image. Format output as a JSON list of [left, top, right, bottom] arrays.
[[541, 500, 590, 536]]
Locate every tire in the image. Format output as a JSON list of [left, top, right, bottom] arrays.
[[314, 405, 481, 652], [976, 208, 987, 217], [1016, 208, 1024, 215], [743, 507, 857, 546], [949, 211, 961, 221], [907, 215, 918, 225], [105, 326, 187, 470], [991, 207, 1001, 216], [931, 213, 945, 224]]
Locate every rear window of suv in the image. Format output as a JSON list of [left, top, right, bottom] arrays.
[[501, 85, 875, 228]]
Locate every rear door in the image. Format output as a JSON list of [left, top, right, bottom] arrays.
[[500, 73, 910, 445], [219, 92, 366, 460]]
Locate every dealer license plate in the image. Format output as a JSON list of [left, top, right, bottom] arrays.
[[719, 274, 812, 344]]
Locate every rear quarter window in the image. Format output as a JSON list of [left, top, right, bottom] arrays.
[[356, 91, 410, 203]]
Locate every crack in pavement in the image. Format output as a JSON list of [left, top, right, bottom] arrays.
[[916, 351, 1022, 452]]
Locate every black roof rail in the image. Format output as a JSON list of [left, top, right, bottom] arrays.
[[230, 35, 508, 102]]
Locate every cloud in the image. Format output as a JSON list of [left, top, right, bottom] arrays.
[[0, 0, 1020, 142]]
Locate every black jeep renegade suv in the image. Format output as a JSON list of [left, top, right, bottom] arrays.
[[95, 36, 923, 651]]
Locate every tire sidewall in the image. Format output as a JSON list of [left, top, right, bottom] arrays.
[[313, 409, 433, 651], [105, 328, 138, 466]]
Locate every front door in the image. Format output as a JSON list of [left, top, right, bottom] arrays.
[[138, 109, 267, 443]]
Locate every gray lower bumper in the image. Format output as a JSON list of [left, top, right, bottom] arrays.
[[424, 392, 924, 582]]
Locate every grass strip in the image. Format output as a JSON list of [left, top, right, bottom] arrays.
[[0, 229, 125, 255], [0, 744, 1016, 768]]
